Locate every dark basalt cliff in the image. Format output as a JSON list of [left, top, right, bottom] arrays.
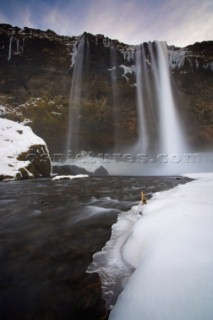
[[0, 23, 212, 155]]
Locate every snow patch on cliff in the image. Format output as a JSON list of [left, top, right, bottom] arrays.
[[0, 105, 10, 116], [168, 48, 186, 69], [119, 65, 135, 81], [119, 46, 135, 62]]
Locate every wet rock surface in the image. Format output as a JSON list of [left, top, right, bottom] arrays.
[[52, 164, 109, 176]]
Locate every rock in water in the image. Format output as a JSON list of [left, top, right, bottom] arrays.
[[94, 166, 109, 176], [52, 165, 93, 176], [0, 118, 51, 180]]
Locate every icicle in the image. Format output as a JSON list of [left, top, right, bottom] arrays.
[[70, 39, 79, 68], [21, 38, 25, 52], [8, 36, 13, 61], [16, 39, 20, 55], [103, 37, 111, 47]]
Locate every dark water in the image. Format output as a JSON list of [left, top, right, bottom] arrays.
[[0, 176, 191, 320]]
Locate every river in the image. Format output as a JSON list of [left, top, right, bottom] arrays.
[[0, 176, 190, 320]]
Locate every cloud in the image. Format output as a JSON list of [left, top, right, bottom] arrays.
[[147, 0, 213, 46], [0, 2, 36, 29], [15, 6, 36, 29], [0, 0, 212, 47], [0, 12, 9, 24], [84, 0, 213, 46]]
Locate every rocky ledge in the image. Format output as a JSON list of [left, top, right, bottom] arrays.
[[0, 118, 51, 181]]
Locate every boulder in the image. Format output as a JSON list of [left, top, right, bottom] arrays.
[[52, 165, 92, 176], [52, 164, 109, 176], [94, 166, 109, 176]]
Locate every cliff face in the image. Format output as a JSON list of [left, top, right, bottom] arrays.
[[0, 23, 212, 155], [169, 42, 213, 150]]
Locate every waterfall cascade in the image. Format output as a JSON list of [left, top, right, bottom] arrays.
[[134, 41, 186, 156], [66, 38, 187, 165], [66, 34, 89, 156], [156, 42, 186, 154], [110, 45, 119, 147]]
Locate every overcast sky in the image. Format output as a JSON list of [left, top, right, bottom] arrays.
[[0, 0, 212, 47]]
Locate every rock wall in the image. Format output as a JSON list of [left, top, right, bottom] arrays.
[[0, 24, 212, 155]]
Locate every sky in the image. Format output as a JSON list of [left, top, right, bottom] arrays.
[[0, 0, 212, 47]]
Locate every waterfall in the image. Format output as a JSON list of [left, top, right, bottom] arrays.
[[64, 36, 187, 171], [156, 41, 185, 154], [110, 44, 119, 148], [135, 45, 149, 153], [66, 34, 87, 156], [8, 36, 13, 61], [135, 41, 186, 157]]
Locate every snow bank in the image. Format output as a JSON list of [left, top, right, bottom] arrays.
[[0, 118, 49, 180], [88, 173, 213, 319]]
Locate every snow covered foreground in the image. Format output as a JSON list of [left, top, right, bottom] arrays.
[[89, 173, 213, 320]]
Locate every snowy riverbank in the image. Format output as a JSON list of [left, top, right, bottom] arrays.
[[88, 172, 213, 320]]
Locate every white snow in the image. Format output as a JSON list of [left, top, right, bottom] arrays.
[[70, 40, 78, 68], [119, 46, 135, 62], [52, 174, 89, 180], [119, 65, 135, 81], [0, 118, 47, 179], [168, 48, 186, 69], [0, 105, 9, 115], [50, 111, 61, 116], [88, 173, 213, 320], [20, 118, 32, 125]]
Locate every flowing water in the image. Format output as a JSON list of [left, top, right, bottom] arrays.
[[135, 45, 149, 153], [66, 39, 187, 160], [156, 42, 186, 154], [134, 41, 187, 155], [110, 45, 119, 148], [66, 35, 87, 155], [0, 176, 190, 320]]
